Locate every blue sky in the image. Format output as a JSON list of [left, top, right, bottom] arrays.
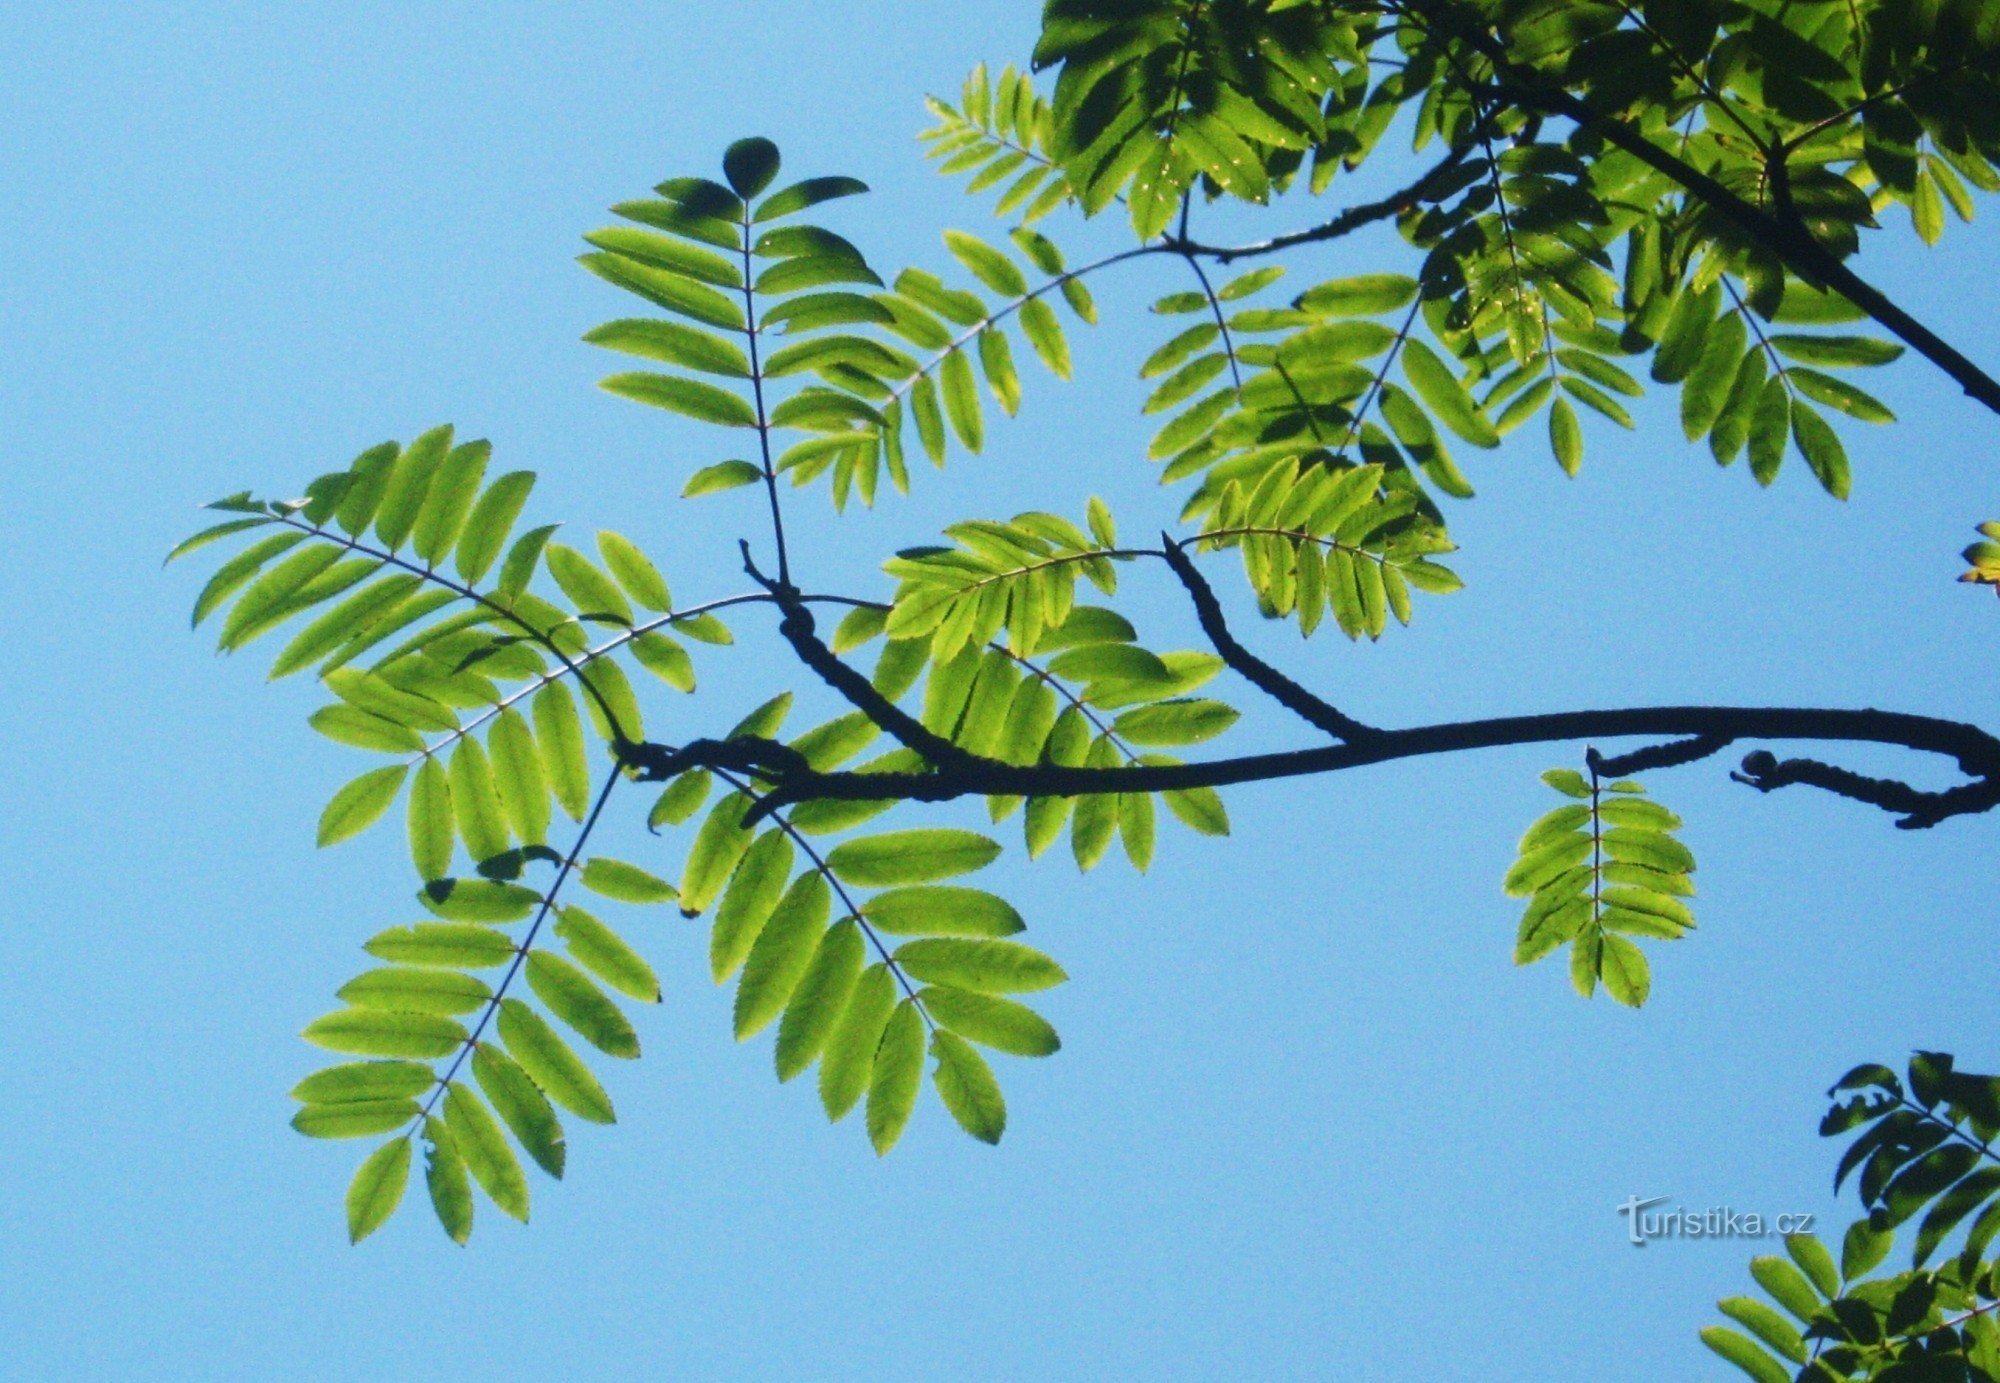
[[5, 3, 1997, 1378]]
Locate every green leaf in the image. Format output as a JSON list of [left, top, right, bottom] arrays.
[[734, 872, 830, 1039], [270, 574, 424, 679], [1787, 368, 1893, 424], [977, 326, 1021, 415], [1126, 135, 1184, 240], [597, 531, 672, 612], [304, 1008, 467, 1059], [762, 291, 895, 334], [579, 253, 745, 331], [329, 668, 458, 735], [826, 829, 1001, 886], [454, 471, 536, 583], [1541, 769, 1591, 798], [708, 827, 794, 977], [330, 442, 398, 534], [860, 886, 1024, 937], [893, 938, 1065, 993], [166, 515, 273, 566], [584, 318, 749, 377], [648, 770, 712, 829], [1548, 396, 1583, 475], [1504, 835, 1592, 897], [497, 523, 557, 599], [584, 227, 741, 286], [471, 1043, 566, 1180], [580, 856, 678, 905], [819, 962, 896, 1121], [1789, 400, 1851, 499], [754, 175, 869, 222], [555, 905, 660, 1003], [682, 459, 766, 496], [1698, 1326, 1790, 1383], [1747, 376, 1791, 485], [1768, 334, 1904, 368], [406, 751, 458, 879], [1111, 698, 1238, 747], [1118, 790, 1154, 870], [292, 1060, 435, 1104], [318, 764, 409, 848], [417, 877, 543, 924], [373, 425, 453, 552], [1162, 782, 1229, 836], [681, 792, 759, 917], [346, 1138, 411, 1244], [775, 918, 865, 1082], [337, 966, 490, 1017], [600, 372, 757, 428], [191, 532, 306, 627], [631, 631, 696, 692], [495, 999, 615, 1124], [444, 1081, 530, 1220], [1403, 339, 1500, 448], [533, 684, 591, 822], [216, 545, 343, 650], [918, 986, 1060, 1056], [939, 348, 985, 452], [526, 951, 638, 1058], [448, 738, 511, 867], [365, 923, 517, 969], [1598, 934, 1651, 1007], [1718, 1297, 1805, 1364], [1914, 1165, 2000, 1264], [488, 709, 551, 848], [931, 1030, 1006, 1144], [1298, 273, 1418, 317], [1842, 1216, 1892, 1279], [423, 1121, 474, 1244], [944, 230, 1027, 297], [1018, 297, 1071, 378], [1785, 1233, 1839, 1299], [412, 440, 490, 566], [1749, 1254, 1823, 1321], [292, 1099, 421, 1139], [866, 1000, 926, 1154], [545, 543, 634, 625]]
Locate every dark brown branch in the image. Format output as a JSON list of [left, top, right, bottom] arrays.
[[1588, 734, 1735, 778], [643, 699, 2000, 830], [738, 543, 979, 774], [617, 733, 809, 785], [1159, 538, 1379, 742], [1166, 140, 1482, 264], [1732, 750, 2000, 830]]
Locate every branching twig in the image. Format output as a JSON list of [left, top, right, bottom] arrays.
[[1159, 537, 1378, 741]]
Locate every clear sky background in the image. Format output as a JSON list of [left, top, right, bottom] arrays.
[[5, 4, 1996, 1379]]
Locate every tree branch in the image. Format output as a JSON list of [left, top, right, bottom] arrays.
[[1588, 734, 1734, 778], [656, 702, 2000, 830], [1165, 140, 1482, 263], [738, 543, 979, 776], [1159, 538, 1379, 741]]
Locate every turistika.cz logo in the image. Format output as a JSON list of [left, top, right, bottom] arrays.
[[1616, 1196, 1817, 1246]]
